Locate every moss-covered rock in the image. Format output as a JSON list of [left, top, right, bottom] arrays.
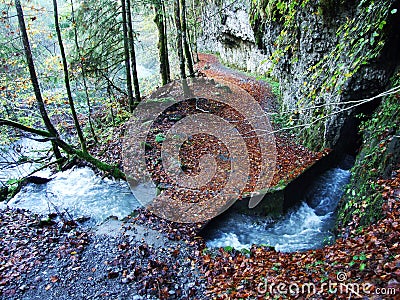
[[336, 70, 400, 233]]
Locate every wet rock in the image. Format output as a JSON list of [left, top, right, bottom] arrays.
[[25, 176, 52, 185], [0, 186, 8, 201]]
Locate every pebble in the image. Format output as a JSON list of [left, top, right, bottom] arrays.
[[121, 278, 129, 284]]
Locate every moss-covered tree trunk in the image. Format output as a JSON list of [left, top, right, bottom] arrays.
[[174, 0, 190, 96], [70, 0, 97, 143], [14, 0, 62, 161], [0, 119, 125, 179], [162, 1, 171, 82], [121, 0, 134, 113], [154, 0, 170, 85], [180, 0, 194, 76], [10, 1, 125, 180]]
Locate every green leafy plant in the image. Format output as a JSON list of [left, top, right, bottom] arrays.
[[223, 246, 234, 252], [155, 133, 166, 143]]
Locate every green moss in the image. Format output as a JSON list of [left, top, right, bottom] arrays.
[[336, 71, 400, 232], [75, 150, 125, 179], [250, 0, 393, 150]]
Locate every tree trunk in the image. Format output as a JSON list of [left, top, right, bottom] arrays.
[[189, 0, 199, 63], [71, 0, 97, 143], [0, 118, 126, 180], [121, 0, 134, 113], [180, 0, 194, 76], [53, 0, 87, 153], [154, 0, 168, 86], [126, 0, 141, 110], [174, 0, 189, 96], [162, 1, 171, 82], [14, 0, 62, 161]]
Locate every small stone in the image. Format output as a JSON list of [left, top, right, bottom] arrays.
[[121, 278, 129, 284], [107, 270, 119, 279]]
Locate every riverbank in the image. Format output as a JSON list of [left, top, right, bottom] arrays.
[[0, 208, 206, 299], [202, 168, 400, 298]]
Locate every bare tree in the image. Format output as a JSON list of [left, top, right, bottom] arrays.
[[53, 0, 87, 153], [126, 0, 141, 110]]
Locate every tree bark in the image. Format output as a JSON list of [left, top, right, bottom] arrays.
[[126, 0, 141, 110], [189, 0, 199, 63], [53, 0, 87, 153], [71, 0, 97, 143], [174, 0, 189, 96], [154, 0, 168, 85], [14, 0, 62, 161], [162, 1, 171, 83], [121, 0, 134, 113], [180, 0, 194, 76]]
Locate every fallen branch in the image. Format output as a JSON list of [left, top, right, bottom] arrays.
[[0, 118, 126, 180]]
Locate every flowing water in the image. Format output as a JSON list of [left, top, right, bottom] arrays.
[[203, 168, 351, 252], [2, 139, 351, 249], [0, 138, 52, 181], [6, 167, 140, 225], [1, 139, 140, 225]]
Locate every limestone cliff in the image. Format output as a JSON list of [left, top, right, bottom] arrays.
[[198, 1, 269, 73], [199, 0, 400, 150]]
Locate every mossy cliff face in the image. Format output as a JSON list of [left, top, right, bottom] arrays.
[[336, 70, 400, 233], [250, 0, 400, 150], [249, 0, 400, 230], [200, 0, 400, 150], [198, 1, 400, 230], [198, 0, 270, 73]]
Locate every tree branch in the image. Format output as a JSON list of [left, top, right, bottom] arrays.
[[0, 118, 126, 179], [0, 118, 53, 138]]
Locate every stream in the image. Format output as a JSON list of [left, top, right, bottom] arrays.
[[0, 139, 140, 225], [203, 167, 351, 252], [1, 139, 351, 252], [6, 167, 140, 225]]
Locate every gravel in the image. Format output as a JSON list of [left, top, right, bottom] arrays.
[[0, 208, 207, 299]]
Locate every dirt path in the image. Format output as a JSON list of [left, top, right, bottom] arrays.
[[196, 53, 276, 111], [195, 53, 326, 186], [195, 54, 400, 299]]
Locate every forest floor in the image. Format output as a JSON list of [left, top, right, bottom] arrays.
[[0, 54, 399, 299]]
